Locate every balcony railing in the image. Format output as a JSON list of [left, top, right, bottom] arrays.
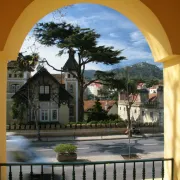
[[0, 158, 173, 180]]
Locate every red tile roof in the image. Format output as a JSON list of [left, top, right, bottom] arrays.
[[84, 100, 116, 111], [149, 93, 157, 102]]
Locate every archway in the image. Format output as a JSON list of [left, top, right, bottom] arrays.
[[0, 0, 179, 179], [3, 0, 172, 61]]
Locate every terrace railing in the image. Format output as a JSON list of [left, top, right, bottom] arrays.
[[0, 158, 173, 180]]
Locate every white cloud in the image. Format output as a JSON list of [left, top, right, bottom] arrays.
[[130, 31, 143, 41], [40, 14, 100, 27], [98, 39, 126, 50], [98, 38, 153, 61], [109, 33, 120, 38], [129, 31, 147, 47], [40, 9, 136, 31]]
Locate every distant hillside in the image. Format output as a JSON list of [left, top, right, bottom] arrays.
[[84, 62, 163, 80], [84, 70, 96, 79], [113, 62, 163, 80]]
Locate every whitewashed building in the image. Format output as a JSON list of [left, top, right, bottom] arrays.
[[118, 86, 164, 126], [6, 61, 32, 123], [86, 81, 103, 97]]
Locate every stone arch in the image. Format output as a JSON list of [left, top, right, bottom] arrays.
[[3, 0, 172, 62]]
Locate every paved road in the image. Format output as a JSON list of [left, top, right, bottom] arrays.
[[5, 137, 167, 179], [32, 137, 164, 158]]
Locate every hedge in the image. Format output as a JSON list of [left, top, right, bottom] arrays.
[[7, 120, 159, 131]]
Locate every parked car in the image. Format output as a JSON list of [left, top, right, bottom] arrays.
[[131, 127, 141, 134], [124, 127, 141, 135]]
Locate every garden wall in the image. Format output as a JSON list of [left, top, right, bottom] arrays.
[[7, 125, 163, 138]]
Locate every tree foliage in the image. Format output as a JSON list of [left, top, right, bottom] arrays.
[[11, 97, 27, 123], [87, 98, 107, 122], [13, 52, 39, 72]]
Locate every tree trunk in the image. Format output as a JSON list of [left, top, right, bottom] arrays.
[[126, 105, 132, 137], [78, 87, 84, 122], [34, 109, 41, 141]]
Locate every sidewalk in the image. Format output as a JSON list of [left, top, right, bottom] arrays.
[[46, 151, 164, 163], [29, 133, 164, 142]]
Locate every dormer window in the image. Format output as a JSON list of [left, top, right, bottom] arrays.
[[9, 74, 12, 78], [70, 84, 73, 93], [39, 85, 50, 101], [68, 74, 70, 78], [11, 85, 15, 93]]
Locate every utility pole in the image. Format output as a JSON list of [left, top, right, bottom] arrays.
[[126, 67, 131, 159]]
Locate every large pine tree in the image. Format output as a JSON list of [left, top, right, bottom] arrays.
[[34, 22, 126, 121]]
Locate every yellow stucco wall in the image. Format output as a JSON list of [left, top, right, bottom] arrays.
[[0, 0, 180, 179], [164, 56, 180, 180], [0, 52, 7, 180]]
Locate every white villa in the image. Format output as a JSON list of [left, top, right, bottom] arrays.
[[118, 85, 164, 126]]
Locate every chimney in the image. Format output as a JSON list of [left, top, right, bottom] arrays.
[[105, 101, 108, 111], [157, 85, 163, 107]]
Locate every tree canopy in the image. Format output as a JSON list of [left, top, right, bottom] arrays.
[[13, 52, 39, 72], [34, 22, 125, 67], [34, 21, 126, 121]]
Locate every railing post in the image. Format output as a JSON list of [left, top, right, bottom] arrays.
[[83, 164, 86, 180], [72, 165, 75, 180], [142, 161, 145, 180], [113, 163, 116, 180], [103, 163, 106, 180], [123, 162, 126, 180], [161, 160, 164, 180], [171, 158, 174, 180], [93, 164, 96, 180], [152, 161, 155, 180]]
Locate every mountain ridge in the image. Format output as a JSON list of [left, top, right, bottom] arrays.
[[84, 62, 163, 80]]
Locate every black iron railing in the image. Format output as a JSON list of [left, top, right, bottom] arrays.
[[0, 158, 173, 180]]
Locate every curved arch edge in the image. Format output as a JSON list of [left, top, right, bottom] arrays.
[[3, 0, 173, 62]]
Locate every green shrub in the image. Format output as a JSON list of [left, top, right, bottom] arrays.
[[87, 121, 98, 124], [54, 144, 77, 154], [107, 114, 120, 120]]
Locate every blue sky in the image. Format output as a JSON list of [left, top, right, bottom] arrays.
[[20, 3, 162, 73]]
